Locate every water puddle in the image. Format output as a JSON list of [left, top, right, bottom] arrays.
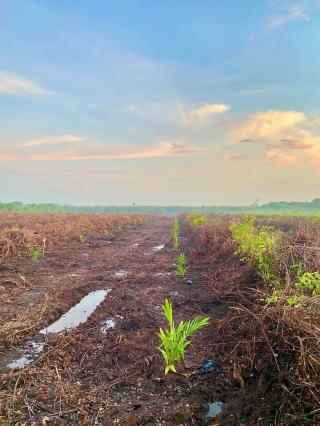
[[113, 270, 128, 278], [5, 341, 44, 370], [152, 244, 164, 251], [3, 289, 112, 371], [144, 244, 165, 256], [100, 318, 116, 334], [206, 401, 223, 419], [40, 289, 111, 334]]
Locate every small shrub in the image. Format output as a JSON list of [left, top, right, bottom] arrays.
[[230, 216, 279, 282], [158, 298, 209, 374]]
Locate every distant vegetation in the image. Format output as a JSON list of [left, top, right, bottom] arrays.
[[2, 199, 320, 215]]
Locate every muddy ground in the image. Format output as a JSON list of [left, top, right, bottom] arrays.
[[0, 216, 265, 425]]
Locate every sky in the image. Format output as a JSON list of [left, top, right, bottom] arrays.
[[1, 0, 320, 205]]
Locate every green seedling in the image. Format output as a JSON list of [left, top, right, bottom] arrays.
[[192, 215, 207, 228], [158, 298, 209, 374], [173, 217, 180, 250], [30, 248, 40, 262], [175, 253, 187, 277], [79, 234, 86, 243]]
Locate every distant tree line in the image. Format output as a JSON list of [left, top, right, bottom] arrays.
[[1, 200, 320, 215]]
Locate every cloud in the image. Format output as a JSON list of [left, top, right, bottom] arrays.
[[2, 138, 202, 161], [20, 134, 85, 147], [231, 110, 306, 141], [230, 109, 320, 168], [126, 101, 230, 127], [190, 103, 230, 120], [0, 70, 54, 96], [239, 138, 255, 144], [221, 153, 247, 161], [268, 4, 310, 28]]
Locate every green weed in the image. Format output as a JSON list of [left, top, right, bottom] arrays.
[[266, 288, 282, 304], [230, 216, 279, 282], [158, 298, 209, 374], [79, 234, 86, 243], [295, 272, 320, 296], [286, 295, 305, 308]]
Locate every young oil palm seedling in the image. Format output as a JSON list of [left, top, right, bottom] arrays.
[[175, 252, 187, 276], [158, 298, 209, 374], [173, 217, 180, 250], [30, 248, 40, 262]]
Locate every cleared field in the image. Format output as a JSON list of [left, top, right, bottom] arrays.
[[0, 213, 319, 425]]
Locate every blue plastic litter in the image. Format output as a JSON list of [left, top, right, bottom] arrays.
[[200, 359, 221, 374], [186, 279, 193, 285]]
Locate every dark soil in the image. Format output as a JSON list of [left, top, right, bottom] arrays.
[[0, 216, 266, 425]]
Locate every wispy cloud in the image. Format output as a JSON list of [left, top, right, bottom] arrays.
[[221, 152, 247, 161], [2, 137, 203, 161], [0, 70, 54, 96], [248, 3, 312, 42], [189, 103, 230, 120], [268, 4, 310, 28], [20, 134, 85, 147]]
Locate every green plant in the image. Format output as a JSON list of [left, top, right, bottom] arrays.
[[192, 215, 207, 228], [266, 288, 282, 304], [292, 260, 303, 279], [158, 298, 209, 374], [287, 295, 305, 308], [230, 216, 279, 282], [30, 248, 40, 262], [175, 253, 187, 276], [173, 217, 180, 250], [79, 234, 86, 243], [295, 272, 320, 296]]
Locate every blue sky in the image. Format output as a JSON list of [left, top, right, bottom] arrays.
[[1, 0, 320, 205]]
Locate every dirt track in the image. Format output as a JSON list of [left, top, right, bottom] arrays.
[[0, 216, 235, 425]]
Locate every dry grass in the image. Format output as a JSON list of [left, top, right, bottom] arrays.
[[0, 212, 144, 262], [188, 214, 320, 424]]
